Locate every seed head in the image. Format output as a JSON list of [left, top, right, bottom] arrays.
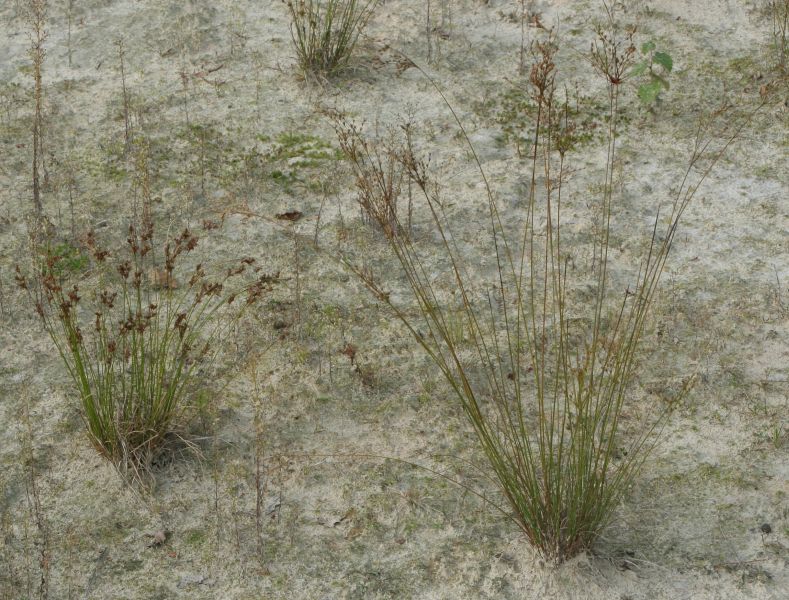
[[14, 266, 28, 290]]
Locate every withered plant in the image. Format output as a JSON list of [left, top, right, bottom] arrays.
[[334, 16, 754, 562], [332, 114, 414, 239], [25, 0, 47, 215], [15, 219, 275, 484], [767, 0, 789, 71]]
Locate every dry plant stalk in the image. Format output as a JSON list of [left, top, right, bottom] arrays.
[[335, 16, 756, 561], [26, 0, 47, 215], [769, 0, 789, 71], [332, 113, 415, 239], [251, 367, 267, 562], [115, 38, 131, 150], [66, 0, 74, 68], [20, 402, 50, 599]]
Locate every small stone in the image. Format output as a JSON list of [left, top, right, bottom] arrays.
[[145, 530, 168, 547], [760, 523, 772, 535]]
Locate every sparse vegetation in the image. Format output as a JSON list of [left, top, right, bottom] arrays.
[[494, 84, 601, 158], [0, 0, 784, 595]]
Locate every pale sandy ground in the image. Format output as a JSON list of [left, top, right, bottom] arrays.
[[0, 0, 787, 598]]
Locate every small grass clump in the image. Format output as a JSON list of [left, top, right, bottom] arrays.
[[284, 0, 377, 78], [15, 219, 275, 484], [48, 241, 89, 276]]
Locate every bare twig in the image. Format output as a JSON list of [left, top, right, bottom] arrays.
[[26, 0, 48, 216]]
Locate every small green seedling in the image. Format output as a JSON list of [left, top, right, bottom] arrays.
[[50, 242, 89, 276], [630, 41, 673, 106]]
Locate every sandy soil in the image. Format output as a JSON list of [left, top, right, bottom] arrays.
[[0, 0, 787, 598]]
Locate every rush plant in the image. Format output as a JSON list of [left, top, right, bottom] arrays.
[[284, 0, 377, 78], [15, 220, 274, 484], [334, 17, 752, 561]]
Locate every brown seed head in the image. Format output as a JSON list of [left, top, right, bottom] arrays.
[[14, 266, 28, 290], [99, 290, 117, 309]]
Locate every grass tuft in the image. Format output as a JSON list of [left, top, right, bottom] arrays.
[[284, 0, 376, 78], [16, 219, 276, 485]]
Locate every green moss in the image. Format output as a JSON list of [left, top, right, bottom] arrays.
[[493, 84, 603, 158], [50, 242, 89, 275], [728, 55, 757, 73], [184, 528, 206, 546], [270, 169, 296, 185], [271, 132, 343, 162]]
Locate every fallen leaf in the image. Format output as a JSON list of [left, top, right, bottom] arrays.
[[276, 210, 303, 222], [340, 343, 357, 363]]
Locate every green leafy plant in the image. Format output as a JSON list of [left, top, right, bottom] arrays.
[[15, 220, 274, 483], [49, 242, 89, 276], [284, 0, 377, 78], [334, 20, 751, 562], [630, 40, 673, 106]]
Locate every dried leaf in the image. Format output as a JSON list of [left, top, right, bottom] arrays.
[[276, 211, 303, 222], [340, 343, 357, 363]]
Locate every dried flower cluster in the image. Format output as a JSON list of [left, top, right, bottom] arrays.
[[16, 220, 276, 482], [332, 112, 432, 241]]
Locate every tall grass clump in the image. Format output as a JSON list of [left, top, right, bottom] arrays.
[[333, 18, 753, 562], [15, 219, 274, 483], [284, 0, 376, 78]]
